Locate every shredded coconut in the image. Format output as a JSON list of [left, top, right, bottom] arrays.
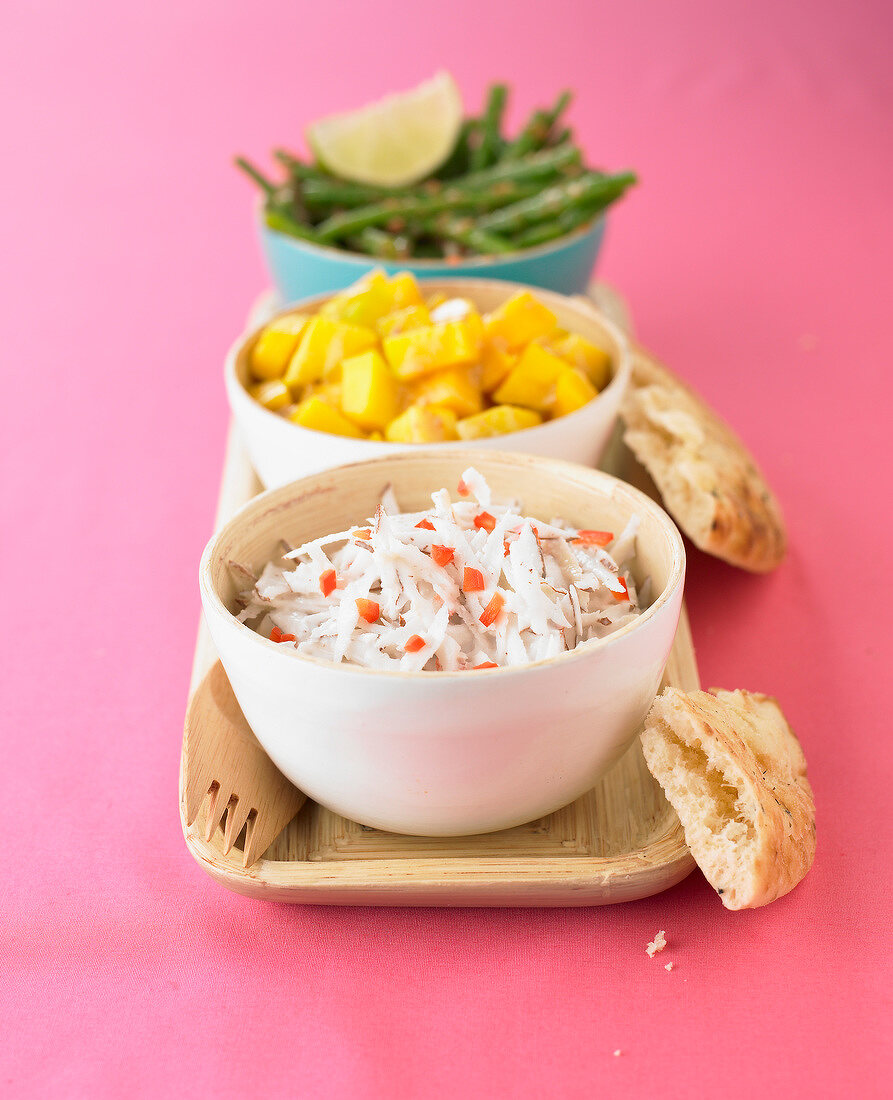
[[646, 930, 667, 957], [664, 961, 675, 972], [234, 467, 645, 672], [429, 297, 473, 323]]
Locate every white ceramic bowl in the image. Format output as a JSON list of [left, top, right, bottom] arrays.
[[199, 451, 685, 836], [225, 279, 632, 489]]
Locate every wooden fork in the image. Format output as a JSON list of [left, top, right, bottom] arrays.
[[183, 660, 306, 866]]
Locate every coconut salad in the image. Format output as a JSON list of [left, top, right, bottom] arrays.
[[233, 468, 647, 672]]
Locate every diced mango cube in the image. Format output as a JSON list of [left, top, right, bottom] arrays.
[[249, 380, 291, 411], [384, 403, 458, 443], [456, 406, 543, 439], [480, 344, 516, 393], [250, 313, 310, 380], [492, 343, 568, 413], [303, 380, 343, 405], [340, 350, 400, 431], [383, 314, 484, 380], [376, 303, 431, 337], [552, 333, 612, 389], [289, 396, 364, 438], [553, 369, 598, 417], [387, 272, 424, 309], [464, 310, 485, 343], [411, 367, 483, 418], [483, 291, 557, 350], [283, 318, 377, 388], [319, 270, 392, 326]]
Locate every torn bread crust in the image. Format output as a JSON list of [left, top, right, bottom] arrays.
[[641, 687, 816, 910], [621, 351, 786, 573]]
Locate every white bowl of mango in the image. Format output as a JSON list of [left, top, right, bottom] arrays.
[[225, 271, 632, 488]]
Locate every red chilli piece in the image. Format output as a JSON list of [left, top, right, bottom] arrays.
[[612, 577, 629, 602], [415, 518, 435, 531], [479, 591, 505, 627], [503, 539, 511, 557], [355, 598, 380, 623], [404, 634, 426, 653], [473, 662, 499, 670], [474, 511, 496, 533], [431, 544, 455, 567], [354, 528, 372, 540], [575, 529, 614, 547], [463, 567, 485, 593], [456, 478, 470, 497], [319, 569, 337, 597]]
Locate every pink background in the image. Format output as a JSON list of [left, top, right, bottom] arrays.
[[2, 1, 890, 1096]]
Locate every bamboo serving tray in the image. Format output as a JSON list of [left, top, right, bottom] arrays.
[[179, 284, 699, 906]]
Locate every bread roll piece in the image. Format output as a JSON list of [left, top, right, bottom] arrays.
[[621, 351, 787, 573], [641, 687, 815, 910]]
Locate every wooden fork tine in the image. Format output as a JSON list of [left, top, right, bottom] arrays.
[[184, 713, 216, 828], [184, 754, 218, 830], [242, 799, 300, 867], [222, 795, 254, 854], [183, 660, 308, 866], [205, 783, 234, 842]]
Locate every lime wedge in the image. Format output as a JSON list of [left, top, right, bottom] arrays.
[[307, 71, 463, 188]]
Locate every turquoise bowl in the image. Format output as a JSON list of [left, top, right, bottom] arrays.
[[258, 214, 606, 303]]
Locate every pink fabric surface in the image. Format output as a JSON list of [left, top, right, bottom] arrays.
[[2, 1, 890, 1096]]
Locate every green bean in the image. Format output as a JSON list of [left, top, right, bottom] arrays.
[[436, 119, 477, 179], [503, 90, 573, 159], [263, 208, 320, 242], [457, 142, 581, 190], [470, 83, 508, 171], [271, 150, 333, 182], [302, 177, 393, 209], [478, 171, 637, 234], [313, 180, 544, 243], [347, 226, 412, 259], [313, 196, 459, 242], [428, 215, 514, 255], [245, 144, 579, 205], [236, 157, 320, 240], [234, 156, 279, 196], [271, 150, 382, 219], [410, 240, 446, 259], [511, 205, 601, 249], [504, 110, 549, 160]]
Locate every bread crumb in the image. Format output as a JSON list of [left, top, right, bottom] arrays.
[[664, 961, 675, 972], [646, 930, 667, 957]]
